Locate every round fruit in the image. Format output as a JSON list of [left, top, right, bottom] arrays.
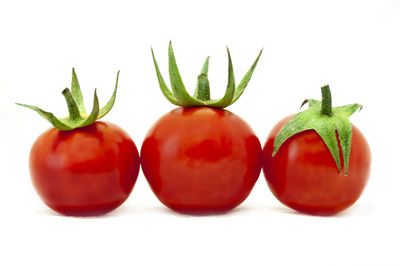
[[141, 107, 261, 213], [262, 85, 371, 215], [18, 69, 139, 216], [30, 122, 139, 216], [142, 43, 263, 214]]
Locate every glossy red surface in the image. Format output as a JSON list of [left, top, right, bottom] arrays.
[[263, 116, 371, 215], [29, 122, 140, 216], [141, 107, 262, 214]]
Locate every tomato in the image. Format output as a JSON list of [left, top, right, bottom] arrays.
[[146, 44, 263, 214], [140, 107, 262, 214], [29, 121, 140, 216], [263, 116, 371, 215]]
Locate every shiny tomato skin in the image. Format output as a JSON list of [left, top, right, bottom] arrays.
[[29, 121, 140, 216], [141, 107, 262, 214], [263, 116, 371, 216]]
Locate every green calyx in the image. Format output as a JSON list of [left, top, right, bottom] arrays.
[[273, 85, 362, 175], [17, 68, 119, 131], [151, 42, 263, 108]]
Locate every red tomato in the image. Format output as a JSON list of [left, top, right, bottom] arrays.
[[263, 116, 371, 215], [29, 121, 140, 216], [141, 107, 262, 214]]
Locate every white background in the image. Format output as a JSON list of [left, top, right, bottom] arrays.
[[1, 0, 399, 265]]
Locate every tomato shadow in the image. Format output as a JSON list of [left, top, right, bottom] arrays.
[[34, 204, 240, 218], [266, 203, 375, 218], [35, 208, 63, 217], [34, 202, 374, 218], [108, 204, 174, 217], [175, 206, 251, 217], [334, 203, 375, 218], [34, 204, 173, 219], [112, 204, 253, 218]]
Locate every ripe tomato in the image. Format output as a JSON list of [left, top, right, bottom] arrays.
[[263, 116, 371, 215], [29, 122, 140, 216], [141, 107, 262, 214]]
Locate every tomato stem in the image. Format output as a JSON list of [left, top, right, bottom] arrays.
[[320, 85, 333, 116], [196, 74, 211, 101], [194, 57, 211, 101], [62, 88, 82, 121]]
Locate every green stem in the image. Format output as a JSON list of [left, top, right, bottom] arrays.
[[321, 85, 333, 116], [196, 74, 211, 101], [200, 56, 210, 75], [194, 56, 211, 101], [62, 88, 82, 121]]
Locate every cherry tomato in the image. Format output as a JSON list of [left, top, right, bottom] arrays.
[[141, 107, 262, 214], [29, 121, 140, 216], [263, 116, 371, 215]]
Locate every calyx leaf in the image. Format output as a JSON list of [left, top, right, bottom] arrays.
[[151, 42, 262, 108], [273, 85, 362, 175], [17, 68, 120, 131]]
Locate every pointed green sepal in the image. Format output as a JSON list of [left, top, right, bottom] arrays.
[[207, 48, 235, 108], [99, 70, 119, 119], [231, 48, 263, 104], [77, 89, 100, 128], [273, 85, 362, 175], [18, 69, 119, 131], [71, 68, 86, 115], [151, 42, 262, 108], [151, 48, 179, 105], [15, 103, 73, 130], [168, 42, 204, 106]]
